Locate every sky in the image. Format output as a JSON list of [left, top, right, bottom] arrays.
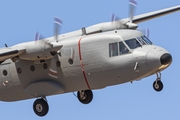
[[0, 0, 180, 119]]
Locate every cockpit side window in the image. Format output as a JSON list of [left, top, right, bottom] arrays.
[[109, 42, 118, 57], [119, 42, 129, 55], [141, 35, 153, 45], [125, 38, 141, 49]]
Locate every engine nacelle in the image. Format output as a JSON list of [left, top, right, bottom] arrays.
[[14, 41, 62, 61]]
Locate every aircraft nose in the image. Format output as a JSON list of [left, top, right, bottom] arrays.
[[160, 53, 172, 65], [146, 46, 172, 72]]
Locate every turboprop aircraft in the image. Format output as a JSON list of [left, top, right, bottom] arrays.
[[0, 0, 179, 117]]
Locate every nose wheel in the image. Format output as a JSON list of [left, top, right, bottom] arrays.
[[153, 73, 163, 92], [77, 90, 93, 104], [33, 98, 49, 117]]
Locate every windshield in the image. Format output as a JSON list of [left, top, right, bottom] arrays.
[[137, 36, 153, 45], [125, 38, 141, 49]]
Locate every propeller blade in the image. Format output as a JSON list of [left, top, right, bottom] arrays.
[[70, 47, 75, 60], [110, 0, 138, 29], [111, 13, 121, 22], [138, 28, 150, 38], [35, 32, 40, 41], [48, 57, 58, 78], [35, 32, 46, 41], [111, 13, 124, 29], [34, 32, 47, 46], [145, 28, 149, 38], [111, 13, 115, 22], [129, 0, 137, 23], [67, 47, 75, 65], [54, 17, 63, 43]]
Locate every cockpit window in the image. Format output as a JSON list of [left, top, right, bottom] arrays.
[[141, 35, 153, 45], [125, 38, 141, 49], [109, 42, 130, 57], [137, 37, 146, 45], [109, 42, 118, 57], [119, 42, 129, 55]]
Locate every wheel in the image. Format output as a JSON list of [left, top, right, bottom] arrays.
[[153, 80, 163, 92], [33, 99, 49, 117], [77, 90, 93, 104]]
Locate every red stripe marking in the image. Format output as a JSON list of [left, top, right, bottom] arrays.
[[49, 69, 58, 76], [78, 37, 91, 90]]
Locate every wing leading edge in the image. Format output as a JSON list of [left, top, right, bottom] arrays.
[[122, 5, 180, 24]]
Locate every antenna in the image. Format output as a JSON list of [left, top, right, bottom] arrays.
[[5, 44, 8, 47], [82, 27, 87, 35]]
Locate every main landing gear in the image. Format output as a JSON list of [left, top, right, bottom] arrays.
[[153, 72, 163, 92], [33, 97, 49, 117], [32, 90, 93, 117], [77, 90, 93, 104]]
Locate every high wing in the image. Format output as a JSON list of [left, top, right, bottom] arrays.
[[0, 47, 25, 63], [75, 4, 180, 36], [0, 5, 179, 63], [123, 5, 180, 23]]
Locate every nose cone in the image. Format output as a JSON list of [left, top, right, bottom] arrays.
[[146, 46, 172, 72], [160, 53, 172, 65]]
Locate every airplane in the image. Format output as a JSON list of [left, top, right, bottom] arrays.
[[0, 0, 179, 117]]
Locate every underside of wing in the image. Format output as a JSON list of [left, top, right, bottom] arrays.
[[0, 47, 25, 63]]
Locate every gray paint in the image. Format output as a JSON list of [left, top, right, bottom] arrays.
[[0, 4, 178, 101]]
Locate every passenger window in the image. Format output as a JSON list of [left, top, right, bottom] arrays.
[[109, 42, 118, 57], [119, 42, 129, 55], [125, 38, 141, 49]]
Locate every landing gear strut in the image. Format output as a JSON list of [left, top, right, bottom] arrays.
[[153, 72, 163, 92], [77, 90, 93, 104], [33, 98, 49, 117]]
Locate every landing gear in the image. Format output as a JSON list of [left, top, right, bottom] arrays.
[[153, 72, 163, 92], [77, 90, 93, 104], [33, 98, 49, 117]]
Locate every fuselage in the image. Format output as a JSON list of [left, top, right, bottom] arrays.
[[0, 29, 172, 101]]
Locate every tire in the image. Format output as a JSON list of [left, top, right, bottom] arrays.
[[77, 90, 93, 104], [153, 81, 163, 92], [33, 99, 49, 117]]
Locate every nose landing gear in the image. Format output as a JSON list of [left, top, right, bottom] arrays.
[[153, 72, 163, 92]]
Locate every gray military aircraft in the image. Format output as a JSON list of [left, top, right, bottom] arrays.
[[0, 0, 179, 117]]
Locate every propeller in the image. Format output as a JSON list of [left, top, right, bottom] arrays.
[[111, 13, 124, 29], [34, 32, 47, 46], [138, 28, 150, 38], [48, 55, 58, 78], [111, 13, 119, 22], [48, 17, 63, 78], [129, 0, 137, 23], [110, 0, 138, 29], [54, 17, 63, 43], [33, 17, 63, 78], [35, 32, 40, 41], [70, 47, 75, 60], [111, 0, 150, 39]]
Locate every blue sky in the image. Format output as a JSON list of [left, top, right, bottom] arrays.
[[0, 0, 180, 119]]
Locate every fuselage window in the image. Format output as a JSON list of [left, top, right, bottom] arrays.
[[109, 42, 118, 57], [141, 35, 153, 45], [17, 68, 22, 74], [119, 42, 129, 55], [3, 70, 8, 76], [30, 65, 35, 72], [125, 38, 141, 49]]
